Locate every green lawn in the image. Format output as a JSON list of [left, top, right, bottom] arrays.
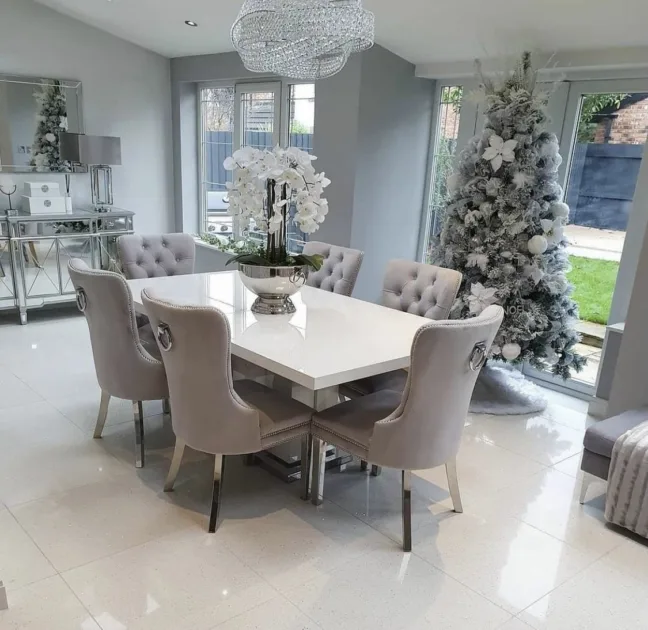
[[567, 255, 619, 325]]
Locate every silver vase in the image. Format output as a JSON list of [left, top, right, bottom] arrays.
[[238, 263, 309, 315]]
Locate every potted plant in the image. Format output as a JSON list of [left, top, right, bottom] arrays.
[[223, 145, 330, 314]]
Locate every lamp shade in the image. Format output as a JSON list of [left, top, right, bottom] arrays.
[[59, 133, 122, 166]]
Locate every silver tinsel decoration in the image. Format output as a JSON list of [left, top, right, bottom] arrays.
[[231, 0, 374, 80]]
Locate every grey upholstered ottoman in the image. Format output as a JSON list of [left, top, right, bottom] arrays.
[[580, 408, 648, 503]]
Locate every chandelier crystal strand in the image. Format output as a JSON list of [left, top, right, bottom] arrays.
[[231, 0, 374, 80]]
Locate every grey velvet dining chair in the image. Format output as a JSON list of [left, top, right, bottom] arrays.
[[141, 288, 313, 533], [310, 305, 504, 551], [302, 241, 364, 297], [117, 233, 196, 280], [68, 259, 169, 468], [340, 258, 463, 474]]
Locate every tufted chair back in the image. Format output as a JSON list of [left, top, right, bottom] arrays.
[[382, 259, 462, 320], [302, 241, 364, 297], [118, 233, 196, 280]]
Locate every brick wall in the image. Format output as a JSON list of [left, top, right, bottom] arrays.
[[439, 103, 460, 141], [594, 99, 648, 144]]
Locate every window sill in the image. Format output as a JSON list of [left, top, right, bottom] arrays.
[[195, 238, 234, 256]]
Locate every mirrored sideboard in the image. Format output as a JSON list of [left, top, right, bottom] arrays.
[[0, 209, 134, 324]]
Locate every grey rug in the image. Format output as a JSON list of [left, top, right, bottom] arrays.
[[470, 364, 548, 415]]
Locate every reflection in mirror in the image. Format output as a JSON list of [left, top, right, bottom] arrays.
[[0, 75, 84, 173]]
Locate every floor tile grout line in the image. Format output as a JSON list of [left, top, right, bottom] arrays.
[[4, 452, 133, 513], [411, 545, 515, 618], [0, 509, 58, 593], [58, 571, 104, 630], [468, 431, 583, 470], [506, 544, 618, 626]]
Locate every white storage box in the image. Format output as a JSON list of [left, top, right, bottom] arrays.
[[21, 196, 66, 215], [23, 181, 61, 197]]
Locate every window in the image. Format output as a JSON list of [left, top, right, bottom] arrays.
[[199, 81, 315, 250], [287, 84, 314, 152], [199, 86, 235, 237], [286, 84, 315, 251], [424, 85, 463, 262]]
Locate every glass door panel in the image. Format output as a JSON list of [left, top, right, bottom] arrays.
[[524, 79, 648, 395]]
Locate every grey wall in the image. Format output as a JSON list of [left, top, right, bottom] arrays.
[[171, 46, 434, 297], [0, 0, 174, 232], [607, 143, 648, 415], [350, 46, 434, 301]]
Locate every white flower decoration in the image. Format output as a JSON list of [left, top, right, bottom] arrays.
[[482, 134, 517, 172], [45, 133, 57, 143], [467, 282, 498, 315], [224, 146, 329, 236], [540, 218, 565, 245]]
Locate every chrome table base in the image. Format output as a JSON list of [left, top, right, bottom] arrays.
[[251, 295, 296, 315]]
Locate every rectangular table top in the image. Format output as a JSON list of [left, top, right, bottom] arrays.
[[128, 271, 428, 391]]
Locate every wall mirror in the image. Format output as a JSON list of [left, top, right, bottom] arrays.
[[0, 74, 86, 173]]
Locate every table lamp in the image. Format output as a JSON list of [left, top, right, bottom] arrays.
[[60, 133, 122, 212]]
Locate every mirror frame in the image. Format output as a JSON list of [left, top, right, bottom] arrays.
[[0, 73, 87, 173]]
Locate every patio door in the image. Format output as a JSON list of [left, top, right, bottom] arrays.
[[523, 78, 648, 396]]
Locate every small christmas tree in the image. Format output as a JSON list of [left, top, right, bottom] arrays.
[[30, 80, 70, 173], [431, 52, 585, 378]]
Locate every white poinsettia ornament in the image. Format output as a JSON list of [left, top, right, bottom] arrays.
[[467, 282, 498, 315], [482, 134, 517, 172]]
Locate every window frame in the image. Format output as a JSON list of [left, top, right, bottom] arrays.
[[197, 79, 315, 240], [417, 78, 480, 262], [197, 80, 236, 237]]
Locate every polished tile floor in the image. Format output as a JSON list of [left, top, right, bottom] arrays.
[[1, 309, 647, 629]]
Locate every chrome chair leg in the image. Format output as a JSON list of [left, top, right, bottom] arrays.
[[132, 401, 145, 469], [311, 438, 326, 506], [446, 459, 463, 513], [402, 470, 412, 552], [360, 459, 368, 471], [164, 438, 186, 492], [579, 472, 597, 505], [93, 391, 111, 439], [209, 454, 225, 533], [371, 465, 382, 477], [300, 434, 312, 501]]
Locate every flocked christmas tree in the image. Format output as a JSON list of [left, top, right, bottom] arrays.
[[30, 80, 70, 173], [431, 52, 585, 379]]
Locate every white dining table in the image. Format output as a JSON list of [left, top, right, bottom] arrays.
[[128, 270, 429, 478], [128, 270, 428, 404]]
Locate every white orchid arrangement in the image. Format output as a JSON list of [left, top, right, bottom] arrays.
[[223, 146, 330, 269]]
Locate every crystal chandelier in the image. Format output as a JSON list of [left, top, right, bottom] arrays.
[[231, 0, 375, 80]]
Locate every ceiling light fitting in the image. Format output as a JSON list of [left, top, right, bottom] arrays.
[[231, 0, 374, 80]]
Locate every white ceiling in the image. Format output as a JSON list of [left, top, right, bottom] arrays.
[[35, 0, 648, 64]]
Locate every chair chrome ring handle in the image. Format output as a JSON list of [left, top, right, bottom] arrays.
[[469, 342, 488, 371], [157, 323, 173, 351], [75, 288, 87, 313]]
